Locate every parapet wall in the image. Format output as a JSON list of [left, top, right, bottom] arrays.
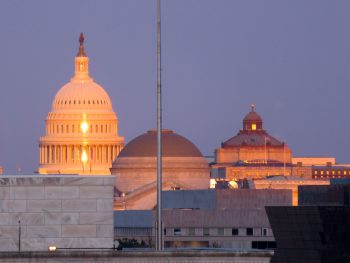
[[0, 175, 114, 251], [0, 250, 272, 263]]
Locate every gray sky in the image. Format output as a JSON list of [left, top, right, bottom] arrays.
[[0, 0, 350, 174]]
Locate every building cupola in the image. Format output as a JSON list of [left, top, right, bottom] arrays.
[[243, 104, 263, 131]]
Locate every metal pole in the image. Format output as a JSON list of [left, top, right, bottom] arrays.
[[283, 143, 286, 176], [264, 136, 267, 164], [156, 0, 163, 251], [18, 218, 21, 252]]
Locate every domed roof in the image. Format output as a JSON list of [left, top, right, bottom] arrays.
[[51, 33, 113, 112], [243, 104, 262, 123], [118, 129, 203, 158], [222, 131, 284, 147], [52, 81, 113, 111]]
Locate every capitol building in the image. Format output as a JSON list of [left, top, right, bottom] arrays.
[[38, 34, 124, 175]]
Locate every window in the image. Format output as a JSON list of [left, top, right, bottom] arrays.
[[246, 228, 253, 236], [251, 123, 256, 130], [174, 228, 181, 236], [203, 228, 209, 236], [262, 228, 268, 236], [252, 241, 276, 249], [218, 228, 224, 236], [232, 228, 239, 236], [188, 228, 195, 236], [164, 228, 166, 236]]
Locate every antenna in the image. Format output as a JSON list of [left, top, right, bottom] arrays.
[[156, 0, 163, 251]]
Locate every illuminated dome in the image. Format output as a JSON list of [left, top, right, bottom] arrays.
[[52, 81, 113, 112], [38, 33, 124, 175], [111, 129, 210, 210]]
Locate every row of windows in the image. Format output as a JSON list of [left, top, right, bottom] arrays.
[[114, 227, 270, 238], [47, 123, 115, 134], [55, 99, 108, 105], [314, 170, 349, 176], [169, 227, 269, 237]]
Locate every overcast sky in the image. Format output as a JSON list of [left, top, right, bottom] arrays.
[[0, 0, 350, 174]]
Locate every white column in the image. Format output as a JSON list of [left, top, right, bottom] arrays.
[[102, 145, 105, 164]]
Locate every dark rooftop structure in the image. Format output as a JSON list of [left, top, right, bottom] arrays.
[[267, 183, 350, 263]]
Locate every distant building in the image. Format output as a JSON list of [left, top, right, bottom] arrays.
[[111, 130, 210, 210], [312, 165, 350, 179], [38, 33, 124, 175], [292, 157, 336, 166], [0, 165, 2, 175], [253, 176, 329, 206], [114, 189, 292, 249], [212, 105, 293, 180]]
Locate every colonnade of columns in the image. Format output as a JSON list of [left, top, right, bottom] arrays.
[[39, 144, 123, 166]]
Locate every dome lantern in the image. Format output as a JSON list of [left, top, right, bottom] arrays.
[[74, 32, 90, 82], [243, 104, 263, 131]]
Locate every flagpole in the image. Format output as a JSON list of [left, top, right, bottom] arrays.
[[264, 136, 267, 164], [283, 143, 286, 176], [156, 0, 163, 251]]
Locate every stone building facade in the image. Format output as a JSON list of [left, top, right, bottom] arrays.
[[0, 175, 114, 251]]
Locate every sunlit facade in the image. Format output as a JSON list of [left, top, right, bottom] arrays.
[[38, 34, 124, 175], [212, 104, 293, 180]]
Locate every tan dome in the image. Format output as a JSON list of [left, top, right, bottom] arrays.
[[52, 80, 113, 112], [118, 129, 203, 158]]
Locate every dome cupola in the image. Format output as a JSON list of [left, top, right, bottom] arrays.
[[243, 104, 263, 131]]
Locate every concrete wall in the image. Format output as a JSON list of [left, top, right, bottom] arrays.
[[0, 175, 114, 251], [0, 251, 272, 263]]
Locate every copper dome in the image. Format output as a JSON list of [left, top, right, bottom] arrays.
[[118, 129, 203, 158], [243, 104, 262, 123]]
